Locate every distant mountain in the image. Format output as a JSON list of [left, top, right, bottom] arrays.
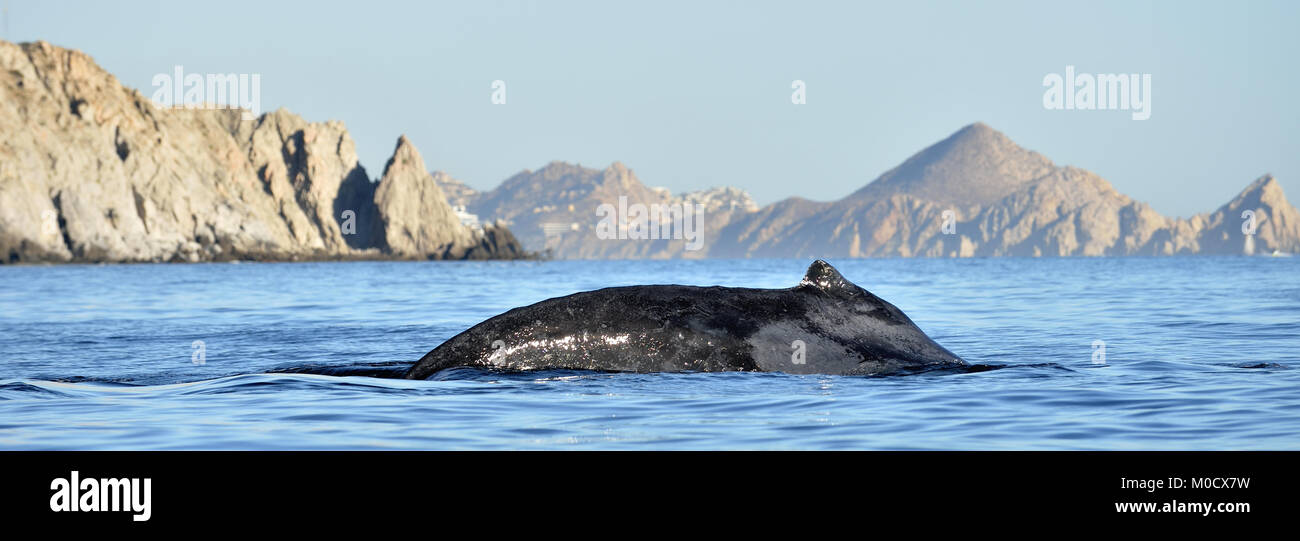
[[432, 171, 478, 208], [452, 120, 1298, 258], [1193, 174, 1300, 255], [0, 40, 525, 263], [848, 122, 1056, 207], [462, 161, 757, 259], [710, 124, 1299, 258]]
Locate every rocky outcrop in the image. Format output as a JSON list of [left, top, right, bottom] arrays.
[[374, 136, 479, 259], [465, 222, 528, 260], [0, 40, 526, 263], [224, 109, 378, 253]]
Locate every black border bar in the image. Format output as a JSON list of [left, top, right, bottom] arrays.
[[3, 451, 1289, 528]]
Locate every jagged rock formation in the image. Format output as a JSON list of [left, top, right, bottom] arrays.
[[374, 136, 478, 259], [223, 109, 378, 253], [0, 40, 526, 263], [467, 222, 528, 260]]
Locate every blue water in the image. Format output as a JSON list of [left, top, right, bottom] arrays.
[[0, 257, 1297, 449]]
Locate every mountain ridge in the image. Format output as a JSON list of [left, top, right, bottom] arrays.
[[2, 40, 1294, 263], [455, 122, 1298, 259]]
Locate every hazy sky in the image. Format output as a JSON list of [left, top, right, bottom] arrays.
[[5, 0, 1297, 217]]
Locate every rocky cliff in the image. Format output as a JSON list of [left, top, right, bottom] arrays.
[[373, 136, 525, 260], [0, 40, 526, 263]]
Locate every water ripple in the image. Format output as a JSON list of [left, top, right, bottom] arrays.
[[0, 257, 1297, 449]]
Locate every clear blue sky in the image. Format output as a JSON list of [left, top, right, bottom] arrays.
[[5, 0, 1297, 217]]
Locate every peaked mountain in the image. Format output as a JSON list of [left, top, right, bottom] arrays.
[[1193, 174, 1300, 255], [0, 40, 525, 263], [848, 122, 1056, 207]]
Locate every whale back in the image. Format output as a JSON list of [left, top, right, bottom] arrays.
[[738, 259, 965, 374], [405, 259, 965, 378], [795, 259, 914, 326]]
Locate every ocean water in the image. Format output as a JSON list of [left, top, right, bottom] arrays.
[[0, 257, 1297, 450]]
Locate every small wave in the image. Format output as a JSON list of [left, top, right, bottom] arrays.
[[266, 361, 413, 379], [942, 362, 1074, 375], [1233, 362, 1289, 369], [0, 380, 77, 399]]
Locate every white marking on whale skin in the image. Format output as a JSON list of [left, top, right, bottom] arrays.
[[602, 334, 630, 346], [746, 321, 861, 375], [488, 339, 509, 366], [486, 333, 644, 371], [490, 335, 580, 368]]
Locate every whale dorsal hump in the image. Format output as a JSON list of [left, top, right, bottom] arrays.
[[798, 260, 861, 297]]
